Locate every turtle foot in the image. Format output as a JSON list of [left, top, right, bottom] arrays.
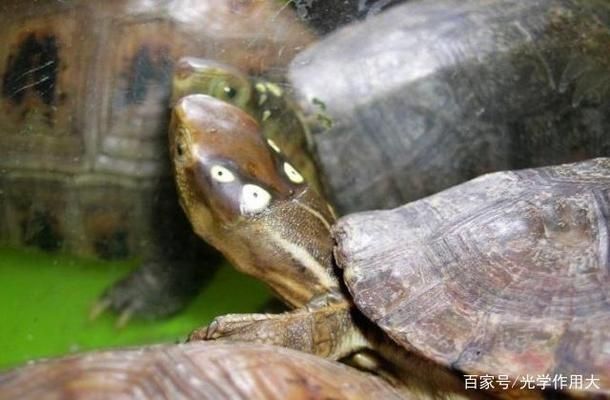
[[92, 257, 217, 325], [189, 303, 368, 360], [190, 313, 279, 342]]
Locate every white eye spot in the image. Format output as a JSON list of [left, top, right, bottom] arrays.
[[283, 162, 304, 184], [266, 139, 281, 153], [240, 184, 271, 215], [210, 165, 235, 183]]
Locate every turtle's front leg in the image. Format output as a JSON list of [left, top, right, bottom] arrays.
[[189, 300, 369, 360], [91, 218, 222, 325]]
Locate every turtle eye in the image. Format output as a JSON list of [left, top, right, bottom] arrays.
[[240, 184, 271, 215], [283, 162, 304, 184], [210, 165, 236, 183], [223, 85, 237, 99], [210, 79, 239, 102]]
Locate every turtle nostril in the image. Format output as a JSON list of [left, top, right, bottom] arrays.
[[176, 142, 184, 157]]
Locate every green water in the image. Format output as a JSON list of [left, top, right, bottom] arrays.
[[0, 247, 271, 371]]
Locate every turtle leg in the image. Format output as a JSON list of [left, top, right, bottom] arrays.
[[190, 305, 473, 399], [91, 244, 220, 326], [190, 300, 477, 399], [189, 300, 370, 360], [91, 196, 222, 325]]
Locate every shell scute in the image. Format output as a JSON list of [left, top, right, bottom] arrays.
[[335, 159, 610, 391]]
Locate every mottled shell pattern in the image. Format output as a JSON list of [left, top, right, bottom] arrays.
[[335, 158, 610, 396]]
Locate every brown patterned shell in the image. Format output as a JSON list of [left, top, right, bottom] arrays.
[[334, 158, 610, 397], [0, 342, 405, 400], [0, 0, 314, 259]]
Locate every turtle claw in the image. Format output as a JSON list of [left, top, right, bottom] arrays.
[[202, 319, 220, 340], [89, 290, 139, 328], [189, 321, 216, 341], [91, 257, 215, 325], [89, 298, 111, 321], [115, 307, 135, 329], [189, 313, 272, 342]]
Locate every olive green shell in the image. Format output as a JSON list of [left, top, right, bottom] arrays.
[[0, 0, 314, 259], [0, 343, 405, 400], [334, 158, 610, 398], [289, 0, 610, 214]]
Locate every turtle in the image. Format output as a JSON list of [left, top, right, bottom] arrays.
[[0, 0, 315, 321], [162, 1, 610, 396], [0, 342, 405, 400], [170, 57, 323, 194], [169, 93, 609, 399]]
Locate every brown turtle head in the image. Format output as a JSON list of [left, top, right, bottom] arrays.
[[171, 58, 252, 109], [169, 94, 340, 307]]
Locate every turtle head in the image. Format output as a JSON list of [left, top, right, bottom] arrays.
[[171, 58, 252, 109], [169, 94, 340, 307], [171, 57, 323, 194]]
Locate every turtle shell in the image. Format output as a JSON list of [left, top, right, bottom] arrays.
[[334, 158, 610, 397], [0, 342, 405, 400], [0, 0, 314, 259], [289, 0, 610, 214]]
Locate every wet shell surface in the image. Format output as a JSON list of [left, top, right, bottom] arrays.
[[290, 0, 610, 214], [0, 342, 405, 400], [334, 158, 610, 397]]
